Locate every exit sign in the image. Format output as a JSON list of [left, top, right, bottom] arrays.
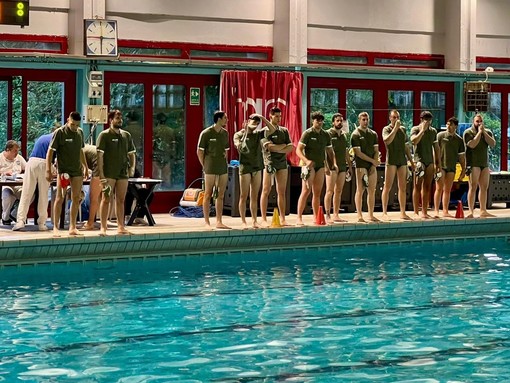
[[190, 87, 200, 106]]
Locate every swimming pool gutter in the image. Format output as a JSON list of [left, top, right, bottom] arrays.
[[1, 217, 509, 266]]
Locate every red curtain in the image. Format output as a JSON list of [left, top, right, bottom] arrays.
[[220, 70, 303, 165]]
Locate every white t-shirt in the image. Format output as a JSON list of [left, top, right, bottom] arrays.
[[0, 153, 26, 175]]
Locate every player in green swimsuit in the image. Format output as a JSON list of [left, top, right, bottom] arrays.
[[197, 110, 231, 230], [410, 110, 440, 219], [351, 112, 380, 222], [433, 117, 466, 217], [259, 107, 294, 226], [97, 110, 136, 236], [46, 111, 88, 237], [381, 109, 414, 221], [463, 114, 496, 218], [296, 111, 336, 225], [233, 115, 264, 229], [324, 113, 352, 223]]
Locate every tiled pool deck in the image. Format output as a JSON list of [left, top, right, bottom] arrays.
[[1, 209, 509, 266]]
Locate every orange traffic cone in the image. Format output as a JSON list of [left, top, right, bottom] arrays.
[[270, 208, 282, 228], [455, 201, 464, 219], [315, 206, 327, 225]]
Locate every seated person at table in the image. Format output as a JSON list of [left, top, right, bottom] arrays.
[[0, 140, 27, 225], [124, 168, 154, 226]]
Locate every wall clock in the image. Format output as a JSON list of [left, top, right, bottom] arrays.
[[84, 19, 118, 57]]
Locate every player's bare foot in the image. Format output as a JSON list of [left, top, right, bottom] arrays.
[[466, 213, 474, 219], [334, 217, 347, 223], [216, 222, 231, 230], [357, 217, 366, 223], [252, 221, 260, 229], [241, 222, 248, 230], [69, 228, 83, 236], [400, 214, 413, 221], [480, 211, 496, 218], [81, 224, 96, 231], [99, 229, 107, 236], [442, 212, 454, 218], [52, 229, 61, 238], [295, 219, 305, 226], [368, 216, 380, 223], [381, 213, 390, 221], [260, 220, 269, 228], [117, 228, 132, 235]]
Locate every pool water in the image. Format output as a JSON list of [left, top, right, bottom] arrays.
[[1, 239, 510, 382]]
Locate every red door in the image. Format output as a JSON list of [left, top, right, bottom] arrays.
[[104, 72, 219, 212], [308, 78, 455, 160]]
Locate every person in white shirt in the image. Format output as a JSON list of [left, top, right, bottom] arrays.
[[0, 140, 27, 225]]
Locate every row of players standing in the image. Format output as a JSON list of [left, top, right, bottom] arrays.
[[6, 110, 136, 237], [197, 108, 495, 229]]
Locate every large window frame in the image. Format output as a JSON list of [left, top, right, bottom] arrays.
[[104, 72, 219, 211], [0, 69, 76, 156], [307, 78, 455, 160]]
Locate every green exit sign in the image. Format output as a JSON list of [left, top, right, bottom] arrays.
[[190, 87, 200, 106]]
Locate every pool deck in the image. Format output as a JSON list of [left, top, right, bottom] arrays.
[[1, 206, 510, 266]]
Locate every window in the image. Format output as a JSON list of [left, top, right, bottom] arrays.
[[152, 84, 185, 191], [110, 83, 145, 173]]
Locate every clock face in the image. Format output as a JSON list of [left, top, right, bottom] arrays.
[[84, 20, 118, 56]]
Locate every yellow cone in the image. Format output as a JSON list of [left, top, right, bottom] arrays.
[[270, 208, 282, 228]]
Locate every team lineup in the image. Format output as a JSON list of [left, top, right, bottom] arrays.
[[197, 108, 496, 230]]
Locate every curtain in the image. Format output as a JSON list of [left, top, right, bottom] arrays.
[[220, 70, 303, 165]]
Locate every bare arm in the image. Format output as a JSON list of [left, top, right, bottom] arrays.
[[45, 148, 54, 182], [196, 148, 205, 168], [405, 143, 414, 167], [80, 149, 89, 178], [383, 123, 400, 146], [433, 142, 441, 168], [466, 130, 482, 149], [97, 151, 105, 180], [128, 152, 136, 177], [410, 125, 426, 145], [483, 129, 496, 148], [325, 146, 337, 170], [458, 153, 466, 181], [345, 148, 353, 172], [257, 115, 276, 133], [267, 142, 293, 153], [296, 142, 311, 167], [353, 147, 378, 166]]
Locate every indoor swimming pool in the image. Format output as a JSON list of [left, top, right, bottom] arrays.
[[1, 239, 509, 382]]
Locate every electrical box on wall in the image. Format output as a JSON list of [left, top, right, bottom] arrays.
[[464, 81, 490, 112], [85, 105, 108, 124], [88, 71, 104, 99]]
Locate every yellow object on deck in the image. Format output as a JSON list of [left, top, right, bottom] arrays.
[[270, 208, 282, 228]]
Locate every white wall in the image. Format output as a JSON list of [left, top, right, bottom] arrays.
[[105, 0, 274, 46], [308, 0, 446, 54], [476, 0, 510, 57], [1, 0, 510, 63]]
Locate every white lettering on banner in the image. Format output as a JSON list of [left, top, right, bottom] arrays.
[[235, 97, 288, 121]]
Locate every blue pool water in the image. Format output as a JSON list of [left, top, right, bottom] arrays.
[[1, 239, 510, 382]]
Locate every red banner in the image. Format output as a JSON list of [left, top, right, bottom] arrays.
[[220, 70, 303, 165]]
